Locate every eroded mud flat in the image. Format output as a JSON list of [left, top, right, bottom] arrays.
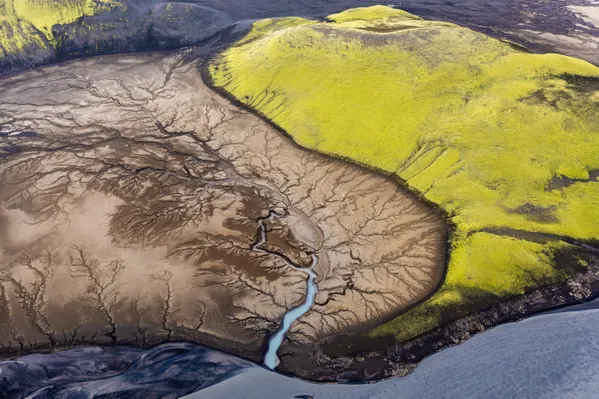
[[0, 52, 447, 361]]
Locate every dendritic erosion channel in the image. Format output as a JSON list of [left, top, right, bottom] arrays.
[[0, 51, 449, 377]]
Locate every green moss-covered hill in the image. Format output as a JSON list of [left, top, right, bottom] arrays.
[[0, 0, 116, 66], [0, 0, 231, 74], [209, 6, 599, 343]]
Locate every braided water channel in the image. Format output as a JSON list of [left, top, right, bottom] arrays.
[[250, 210, 319, 369]]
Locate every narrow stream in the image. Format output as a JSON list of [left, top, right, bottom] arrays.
[[263, 260, 318, 369], [251, 210, 319, 370]]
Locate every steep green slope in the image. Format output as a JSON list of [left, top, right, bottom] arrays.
[[0, 0, 121, 53], [13, 0, 124, 41], [0, 0, 234, 75], [0, 0, 47, 54], [209, 5, 599, 342]]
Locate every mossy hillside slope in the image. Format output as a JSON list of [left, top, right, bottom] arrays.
[[0, 0, 120, 55], [14, 0, 99, 41], [0, 0, 47, 54], [209, 6, 599, 341]]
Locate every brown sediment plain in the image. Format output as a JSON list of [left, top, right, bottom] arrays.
[[0, 51, 448, 361]]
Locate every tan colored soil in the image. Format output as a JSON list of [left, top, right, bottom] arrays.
[[0, 51, 447, 356]]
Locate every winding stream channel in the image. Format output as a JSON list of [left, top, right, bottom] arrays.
[[250, 210, 319, 369]]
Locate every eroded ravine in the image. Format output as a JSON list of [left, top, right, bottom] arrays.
[[0, 51, 448, 372]]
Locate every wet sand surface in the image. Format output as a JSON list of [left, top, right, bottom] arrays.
[[0, 52, 447, 361]]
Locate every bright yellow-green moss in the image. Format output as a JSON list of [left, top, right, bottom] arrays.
[[0, 0, 122, 54], [557, 164, 589, 180], [379, 234, 573, 341], [328, 5, 422, 22], [236, 17, 315, 46], [210, 6, 599, 341], [447, 233, 566, 295], [0, 0, 46, 53], [14, 0, 96, 40]]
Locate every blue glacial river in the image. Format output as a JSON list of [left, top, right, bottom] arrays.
[[250, 209, 321, 370], [263, 264, 318, 369]]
